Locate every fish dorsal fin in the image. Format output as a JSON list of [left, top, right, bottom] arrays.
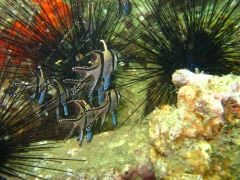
[[100, 40, 111, 60]]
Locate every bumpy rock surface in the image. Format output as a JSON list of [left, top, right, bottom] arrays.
[[148, 69, 240, 179]]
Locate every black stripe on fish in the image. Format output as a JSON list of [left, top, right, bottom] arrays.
[[109, 49, 117, 72], [94, 50, 105, 83], [114, 89, 120, 105]]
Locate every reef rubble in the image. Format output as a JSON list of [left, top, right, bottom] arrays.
[[148, 69, 240, 179]]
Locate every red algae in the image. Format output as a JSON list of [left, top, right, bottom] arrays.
[[0, 0, 70, 66], [33, 0, 71, 28]]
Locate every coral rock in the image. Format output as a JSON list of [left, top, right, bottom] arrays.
[[148, 69, 240, 179]]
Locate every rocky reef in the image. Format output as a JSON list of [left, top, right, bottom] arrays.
[[11, 69, 240, 179], [148, 69, 240, 179]]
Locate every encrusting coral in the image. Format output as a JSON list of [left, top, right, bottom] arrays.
[[148, 69, 240, 179]]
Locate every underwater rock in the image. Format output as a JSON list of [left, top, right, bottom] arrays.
[[148, 69, 240, 179]]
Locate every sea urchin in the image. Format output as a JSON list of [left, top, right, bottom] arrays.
[[121, 0, 240, 118]]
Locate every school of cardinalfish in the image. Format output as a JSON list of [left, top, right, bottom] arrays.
[[0, 0, 126, 146], [14, 39, 120, 146]]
